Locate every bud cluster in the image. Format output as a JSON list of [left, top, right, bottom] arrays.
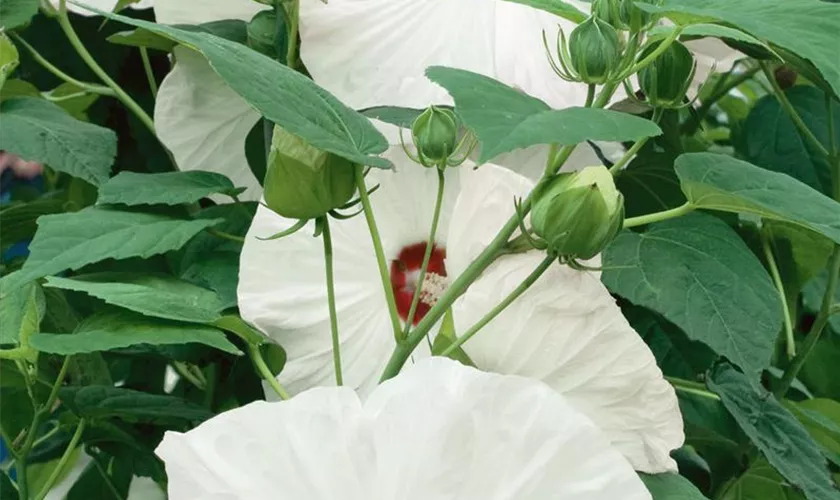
[[406, 106, 475, 169]]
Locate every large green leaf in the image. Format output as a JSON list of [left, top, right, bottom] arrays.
[[708, 363, 840, 500], [85, 6, 390, 168], [0, 272, 44, 346], [643, 0, 840, 97], [502, 0, 587, 22], [44, 273, 224, 323], [30, 311, 240, 355], [640, 473, 708, 499], [675, 153, 840, 245], [787, 399, 840, 468], [0, 0, 38, 30], [16, 208, 222, 285], [0, 97, 117, 186], [97, 171, 240, 206], [107, 19, 248, 52], [602, 213, 782, 382], [762, 222, 834, 301], [59, 385, 213, 423], [738, 87, 839, 195], [718, 459, 805, 500], [425, 66, 662, 163], [616, 151, 686, 218]]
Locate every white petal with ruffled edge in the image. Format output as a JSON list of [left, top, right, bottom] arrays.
[[152, 0, 262, 25], [57, 0, 153, 17], [238, 146, 459, 395], [447, 164, 684, 473], [157, 357, 651, 500], [154, 47, 262, 200]]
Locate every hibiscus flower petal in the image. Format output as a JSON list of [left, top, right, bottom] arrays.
[[153, 0, 262, 25], [447, 164, 684, 473], [238, 146, 459, 396], [57, 0, 153, 17], [154, 47, 262, 200], [158, 358, 651, 499]]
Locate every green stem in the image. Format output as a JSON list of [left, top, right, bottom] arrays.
[[355, 165, 403, 341], [584, 83, 596, 107], [139, 47, 157, 97], [321, 217, 343, 386], [206, 228, 245, 244], [441, 256, 554, 357], [34, 420, 86, 500], [776, 248, 840, 397], [760, 61, 831, 159], [620, 26, 684, 80], [171, 361, 207, 390], [404, 168, 446, 335], [10, 33, 115, 97], [761, 231, 796, 360], [248, 344, 291, 400], [665, 376, 721, 402], [623, 202, 694, 228], [285, 0, 299, 69], [610, 107, 664, 175], [92, 455, 124, 500], [56, 0, 156, 136]]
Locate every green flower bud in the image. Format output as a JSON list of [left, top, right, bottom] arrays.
[[263, 127, 356, 220], [530, 166, 624, 259], [247, 10, 282, 59], [411, 106, 458, 166], [569, 17, 622, 84], [638, 40, 695, 108]]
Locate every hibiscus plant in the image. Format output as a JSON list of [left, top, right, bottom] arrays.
[[1, 0, 840, 498]]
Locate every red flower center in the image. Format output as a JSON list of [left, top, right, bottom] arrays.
[[390, 242, 448, 325]]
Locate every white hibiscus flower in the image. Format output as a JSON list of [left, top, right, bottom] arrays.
[[56, 0, 154, 16], [156, 357, 653, 499], [238, 145, 683, 473]]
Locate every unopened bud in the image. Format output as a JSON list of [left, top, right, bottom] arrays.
[[411, 106, 458, 166], [247, 10, 282, 59], [530, 166, 624, 259], [263, 127, 356, 220], [569, 17, 622, 84], [638, 40, 695, 108]]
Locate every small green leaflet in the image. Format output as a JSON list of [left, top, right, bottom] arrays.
[[641, 0, 840, 97], [675, 153, 840, 245], [0, 33, 19, 89], [59, 385, 213, 423], [0, 98, 117, 186], [97, 171, 242, 206], [708, 363, 840, 500], [0, 273, 44, 347], [640, 473, 709, 499], [45, 273, 224, 323], [30, 311, 240, 355], [16, 208, 223, 286], [107, 19, 249, 52], [80, 3, 391, 168], [0, 0, 38, 30], [502, 0, 587, 23], [602, 213, 782, 383], [425, 66, 661, 164]]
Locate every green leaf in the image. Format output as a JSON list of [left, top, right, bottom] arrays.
[[89, 7, 390, 168], [675, 153, 840, 245], [803, 271, 840, 334], [602, 213, 782, 382], [616, 151, 686, 218], [211, 315, 268, 346], [640, 473, 708, 499], [46, 82, 102, 120], [97, 171, 240, 206], [244, 118, 267, 187], [502, 0, 587, 22], [44, 273, 224, 323], [0, 32, 19, 89], [30, 311, 240, 355], [0, 97, 117, 186], [59, 385, 213, 423], [16, 208, 223, 286], [643, 0, 840, 97], [0, 0, 38, 30], [0, 471, 16, 498], [763, 222, 834, 301], [786, 399, 840, 468], [425, 66, 662, 163], [360, 105, 429, 129], [107, 19, 249, 52], [430, 309, 475, 368], [708, 363, 840, 500], [738, 87, 839, 195], [718, 459, 805, 500], [0, 272, 44, 347], [649, 23, 766, 48]]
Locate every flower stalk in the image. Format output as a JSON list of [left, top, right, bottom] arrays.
[[321, 217, 343, 385]]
